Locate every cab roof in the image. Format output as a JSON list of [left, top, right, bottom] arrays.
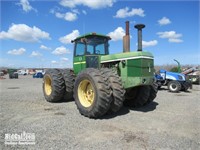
[[72, 33, 111, 43]]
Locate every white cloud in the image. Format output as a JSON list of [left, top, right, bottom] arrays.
[[51, 7, 79, 22], [7, 48, 26, 55], [64, 12, 77, 21], [157, 31, 183, 43], [158, 17, 171, 26], [157, 31, 182, 39], [40, 45, 51, 50], [49, 6, 63, 14], [55, 12, 63, 18], [52, 46, 70, 55], [59, 0, 114, 9], [72, 9, 80, 14], [168, 38, 183, 43], [55, 12, 77, 21], [30, 51, 42, 57], [142, 40, 158, 48], [61, 57, 69, 61], [18, 0, 37, 12], [51, 60, 57, 64], [107, 27, 125, 41], [59, 30, 80, 44], [0, 24, 50, 42], [114, 7, 145, 18]]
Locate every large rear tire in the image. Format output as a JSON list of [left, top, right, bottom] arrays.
[[124, 86, 150, 107], [101, 68, 125, 113], [181, 81, 192, 92], [74, 68, 112, 118], [60, 69, 75, 101], [145, 82, 158, 105], [43, 69, 65, 102]]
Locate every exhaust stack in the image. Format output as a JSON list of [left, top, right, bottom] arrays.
[[134, 24, 145, 51], [123, 21, 130, 53]]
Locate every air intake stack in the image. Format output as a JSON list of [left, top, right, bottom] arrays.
[[134, 24, 145, 51], [123, 21, 130, 53]]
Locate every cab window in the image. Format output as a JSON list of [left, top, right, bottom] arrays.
[[74, 36, 109, 56], [75, 42, 85, 56]]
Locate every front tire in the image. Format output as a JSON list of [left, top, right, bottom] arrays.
[[43, 69, 65, 102], [168, 81, 181, 92], [74, 68, 112, 118]]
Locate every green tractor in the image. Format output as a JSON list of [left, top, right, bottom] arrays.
[[43, 21, 157, 118]]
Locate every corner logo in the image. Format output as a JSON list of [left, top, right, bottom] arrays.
[[5, 131, 35, 145]]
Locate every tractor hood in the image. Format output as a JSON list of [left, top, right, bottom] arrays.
[[100, 51, 153, 63], [166, 71, 186, 81], [100, 51, 154, 88]]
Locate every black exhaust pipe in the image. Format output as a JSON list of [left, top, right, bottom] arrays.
[[134, 24, 145, 51]]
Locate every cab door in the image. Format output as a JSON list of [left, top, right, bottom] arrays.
[[73, 42, 86, 75]]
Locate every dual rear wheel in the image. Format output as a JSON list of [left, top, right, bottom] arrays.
[[43, 69, 74, 102], [124, 82, 158, 107], [74, 68, 126, 118]]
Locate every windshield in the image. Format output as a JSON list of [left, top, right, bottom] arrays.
[[74, 36, 109, 56]]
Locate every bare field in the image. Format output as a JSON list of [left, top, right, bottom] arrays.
[[0, 75, 200, 150]]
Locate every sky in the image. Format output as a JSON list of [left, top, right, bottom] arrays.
[[0, 0, 199, 68]]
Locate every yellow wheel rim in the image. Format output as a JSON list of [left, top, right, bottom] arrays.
[[44, 75, 52, 96], [78, 79, 95, 107]]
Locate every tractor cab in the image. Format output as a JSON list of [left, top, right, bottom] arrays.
[[72, 33, 111, 75]]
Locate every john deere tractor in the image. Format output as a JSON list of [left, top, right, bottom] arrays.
[[43, 21, 157, 118]]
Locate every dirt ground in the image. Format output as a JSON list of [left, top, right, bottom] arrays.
[[0, 75, 200, 150]]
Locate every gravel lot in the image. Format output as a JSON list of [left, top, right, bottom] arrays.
[[0, 75, 200, 150]]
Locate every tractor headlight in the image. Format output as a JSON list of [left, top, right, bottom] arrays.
[[178, 75, 185, 81], [178, 75, 182, 80]]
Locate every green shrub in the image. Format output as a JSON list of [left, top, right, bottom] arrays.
[[170, 67, 179, 72]]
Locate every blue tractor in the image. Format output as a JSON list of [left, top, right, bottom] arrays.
[[33, 72, 44, 78], [155, 69, 192, 92]]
